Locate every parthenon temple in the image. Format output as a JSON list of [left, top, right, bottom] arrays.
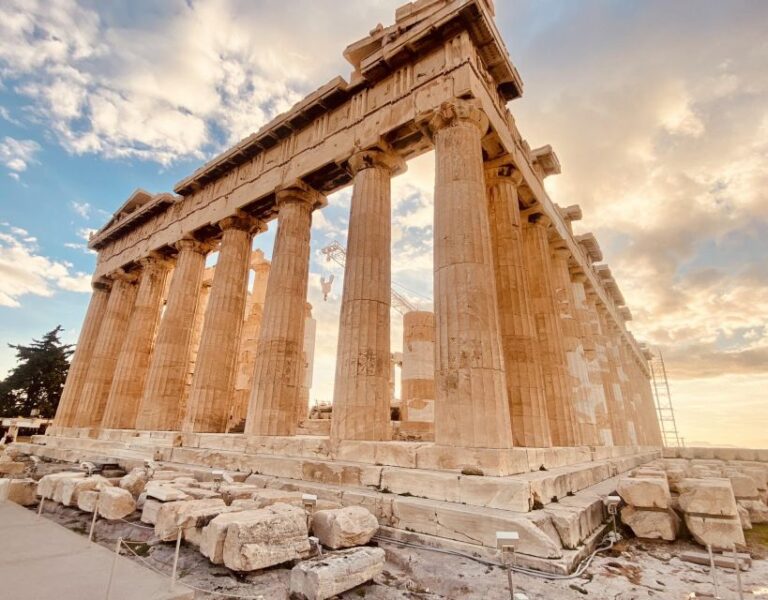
[[33, 0, 667, 566]]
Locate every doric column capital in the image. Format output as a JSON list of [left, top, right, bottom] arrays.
[[276, 180, 327, 211], [175, 236, 214, 255], [347, 148, 406, 176], [427, 98, 489, 136], [138, 251, 174, 272], [525, 210, 551, 228], [108, 268, 139, 285], [217, 210, 266, 235], [92, 278, 112, 292], [484, 156, 524, 187]]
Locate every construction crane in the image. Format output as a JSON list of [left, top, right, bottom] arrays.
[[320, 241, 419, 315], [649, 348, 682, 447]]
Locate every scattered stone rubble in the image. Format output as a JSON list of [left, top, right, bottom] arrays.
[[618, 453, 766, 550], [1, 454, 385, 599]]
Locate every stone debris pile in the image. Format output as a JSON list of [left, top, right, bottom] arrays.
[[1, 458, 384, 599], [617, 452, 768, 550]]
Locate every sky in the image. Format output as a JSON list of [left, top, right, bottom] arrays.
[[0, 0, 766, 448]]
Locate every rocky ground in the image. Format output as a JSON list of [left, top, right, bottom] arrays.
[[34, 503, 768, 599]]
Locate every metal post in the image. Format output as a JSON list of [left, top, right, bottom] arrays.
[[88, 494, 100, 543], [170, 526, 182, 589], [732, 545, 744, 600], [502, 547, 515, 600], [707, 544, 720, 599], [105, 537, 122, 600], [37, 497, 45, 518]]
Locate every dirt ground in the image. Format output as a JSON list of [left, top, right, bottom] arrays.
[[37, 504, 768, 599]]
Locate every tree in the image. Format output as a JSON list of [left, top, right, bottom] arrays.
[[0, 326, 74, 418]]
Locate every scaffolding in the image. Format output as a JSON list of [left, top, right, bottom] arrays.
[[649, 348, 682, 447]]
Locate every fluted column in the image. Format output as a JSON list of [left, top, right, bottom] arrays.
[[101, 254, 171, 429], [429, 99, 513, 449], [616, 338, 640, 445], [136, 238, 209, 431], [245, 183, 324, 436], [184, 213, 264, 433], [522, 215, 576, 447], [54, 280, 112, 428], [230, 251, 271, 431], [74, 271, 139, 428], [596, 307, 631, 445], [485, 163, 552, 447], [580, 285, 616, 445], [564, 272, 607, 446], [550, 244, 588, 445], [331, 149, 403, 442], [401, 311, 435, 426]]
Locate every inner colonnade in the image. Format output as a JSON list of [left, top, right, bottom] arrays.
[[52, 0, 662, 453]]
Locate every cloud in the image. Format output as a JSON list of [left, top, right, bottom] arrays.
[[0, 0, 400, 165], [0, 223, 91, 307], [500, 0, 768, 383], [0, 136, 40, 173], [70, 201, 92, 219]]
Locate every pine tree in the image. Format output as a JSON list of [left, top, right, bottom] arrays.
[[0, 326, 74, 418]]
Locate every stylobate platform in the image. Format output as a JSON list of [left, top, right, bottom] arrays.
[[13, 429, 661, 573]]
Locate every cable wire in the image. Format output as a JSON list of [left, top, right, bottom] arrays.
[[372, 533, 615, 581]]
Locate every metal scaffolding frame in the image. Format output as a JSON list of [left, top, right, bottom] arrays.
[[649, 348, 681, 447]]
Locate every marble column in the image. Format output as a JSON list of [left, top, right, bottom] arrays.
[[429, 99, 513, 449], [54, 280, 112, 428], [101, 254, 171, 430], [245, 183, 323, 436], [549, 249, 596, 446], [522, 215, 576, 447], [401, 311, 435, 426], [331, 149, 403, 442], [579, 284, 615, 446], [616, 338, 640, 445], [74, 271, 139, 428], [184, 213, 264, 433], [135, 238, 209, 431], [596, 307, 631, 446], [230, 251, 271, 430], [485, 163, 552, 447], [299, 302, 317, 422]]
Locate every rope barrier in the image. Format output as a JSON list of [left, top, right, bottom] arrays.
[[118, 539, 269, 599]]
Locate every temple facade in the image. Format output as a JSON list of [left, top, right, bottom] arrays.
[[52, 0, 662, 452]]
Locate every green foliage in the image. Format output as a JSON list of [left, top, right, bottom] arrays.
[[0, 326, 74, 418]]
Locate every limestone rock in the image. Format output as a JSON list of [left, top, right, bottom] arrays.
[[155, 498, 226, 541], [98, 487, 136, 520], [685, 514, 745, 549], [737, 503, 752, 530], [311, 506, 379, 550], [222, 503, 310, 571], [617, 477, 671, 509], [59, 475, 112, 507], [141, 498, 162, 524], [201, 511, 258, 565], [0, 461, 26, 475], [727, 474, 759, 499], [621, 506, 679, 541], [290, 547, 386, 600], [144, 483, 190, 502], [119, 468, 149, 497], [0, 478, 37, 505], [743, 467, 768, 491], [678, 479, 739, 517], [37, 472, 84, 501], [739, 499, 768, 524], [77, 490, 100, 513]]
